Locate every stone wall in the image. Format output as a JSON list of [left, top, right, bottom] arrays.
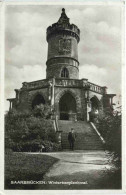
[[46, 63, 79, 79], [47, 35, 78, 60], [28, 88, 49, 109], [14, 87, 49, 113], [13, 90, 30, 113]]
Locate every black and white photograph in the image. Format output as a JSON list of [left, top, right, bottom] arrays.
[[0, 1, 125, 193]]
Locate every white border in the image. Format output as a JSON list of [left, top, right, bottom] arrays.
[[0, 1, 125, 195], [0, 1, 5, 195]]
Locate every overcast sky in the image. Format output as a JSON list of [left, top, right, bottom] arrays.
[[5, 4, 122, 111]]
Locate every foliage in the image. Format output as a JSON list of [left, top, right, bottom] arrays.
[[33, 104, 52, 118], [5, 108, 59, 152], [96, 111, 121, 168]]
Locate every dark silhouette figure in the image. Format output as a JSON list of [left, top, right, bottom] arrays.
[[68, 128, 76, 150]]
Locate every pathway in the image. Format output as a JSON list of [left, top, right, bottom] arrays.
[[35, 150, 119, 189]]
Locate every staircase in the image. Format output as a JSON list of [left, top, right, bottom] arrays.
[[58, 120, 104, 150]]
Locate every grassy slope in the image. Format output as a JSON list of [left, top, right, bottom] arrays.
[[5, 152, 58, 189]]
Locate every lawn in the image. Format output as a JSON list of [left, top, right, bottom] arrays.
[[5, 152, 58, 189]]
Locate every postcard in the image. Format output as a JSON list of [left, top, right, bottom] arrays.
[[0, 1, 125, 194]]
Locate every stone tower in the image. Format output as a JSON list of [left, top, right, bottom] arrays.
[[46, 8, 80, 79]]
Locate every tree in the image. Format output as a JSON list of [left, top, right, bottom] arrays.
[[33, 104, 52, 118], [97, 111, 121, 167]]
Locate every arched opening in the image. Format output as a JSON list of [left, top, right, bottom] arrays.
[[61, 67, 69, 78], [32, 94, 45, 109], [59, 93, 76, 120], [89, 96, 99, 122]]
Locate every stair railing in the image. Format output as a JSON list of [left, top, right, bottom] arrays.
[[55, 115, 59, 132], [90, 122, 105, 144]]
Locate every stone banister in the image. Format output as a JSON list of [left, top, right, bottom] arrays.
[[55, 78, 104, 94], [21, 78, 104, 95], [22, 79, 49, 89]]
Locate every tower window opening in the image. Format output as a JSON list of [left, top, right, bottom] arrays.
[[61, 67, 69, 78]]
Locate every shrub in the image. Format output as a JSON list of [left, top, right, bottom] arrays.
[[97, 113, 121, 154], [33, 104, 52, 118], [5, 111, 58, 152], [53, 142, 62, 151], [96, 112, 121, 169]]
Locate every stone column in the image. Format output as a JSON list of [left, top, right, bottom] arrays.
[[49, 78, 55, 120], [9, 101, 12, 111], [48, 82, 51, 102], [102, 86, 107, 94], [87, 101, 91, 121], [56, 131, 62, 143], [85, 84, 90, 121], [15, 89, 20, 101], [111, 97, 113, 105], [51, 77, 55, 109]]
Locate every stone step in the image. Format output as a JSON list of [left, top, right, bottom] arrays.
[[58, 120, 92, 133], [58, 120, 104, 150]]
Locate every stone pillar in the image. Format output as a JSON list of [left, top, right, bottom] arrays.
[[49, 78, 55, 120], [84, 83, 90, 121], [15, 89, 20, 100], [111, 97, 113, 105], [9, 101, 12, 111], [87, 101, 91, 121], [102, 86, 107, 94], [51, 77, 55, 109], [48, 82, 52, 102], [56, 131, 62, 144]]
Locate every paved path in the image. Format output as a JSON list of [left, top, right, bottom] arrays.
[[35, 150, 118, 189]]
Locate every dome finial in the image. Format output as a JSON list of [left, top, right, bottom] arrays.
[[58, 8, 69, 24], [62, 8, 65, 13]]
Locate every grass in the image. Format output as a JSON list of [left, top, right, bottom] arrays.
[[5, 151, 58, 189]]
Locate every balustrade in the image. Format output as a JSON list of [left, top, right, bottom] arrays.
[[55, 79, 103, 94], [55, 79, 80, 87], [22, 79, 49, 89], [88, 82, 103, 94], [22, 78, 103, 94]]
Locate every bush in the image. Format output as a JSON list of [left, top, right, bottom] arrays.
[[97, 113, 121, 154], [5, 111, 59, 152], [11, 139, 41, 152], [53, 142, 62, 151], [41, 140, 62, 152], [33, 104, 52, 118], [96, 112, 121, 168], [10, 139, 62, 152]]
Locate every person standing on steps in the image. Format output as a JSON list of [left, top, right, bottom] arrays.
[[68, 128, 76, 150]]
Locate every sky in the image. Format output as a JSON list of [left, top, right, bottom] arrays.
[[5, 4, 123, 111]]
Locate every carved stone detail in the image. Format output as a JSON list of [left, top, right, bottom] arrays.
[[59, 39, 71, 55]]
